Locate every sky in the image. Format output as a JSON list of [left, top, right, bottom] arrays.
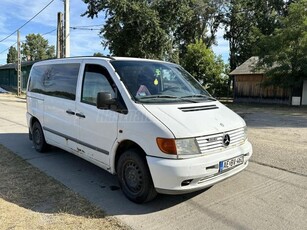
[[0, 0, 229, 65]]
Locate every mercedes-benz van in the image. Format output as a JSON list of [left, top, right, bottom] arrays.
[[26, 57, 252, 203]]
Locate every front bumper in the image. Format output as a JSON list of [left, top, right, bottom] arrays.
[[147, 140, 252, 194]]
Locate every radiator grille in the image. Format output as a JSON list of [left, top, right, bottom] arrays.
[[196, 127, 245, 154]]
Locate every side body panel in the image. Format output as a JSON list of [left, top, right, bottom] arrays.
[[74, 60, 121, 168], [43, 95, 77, 151]]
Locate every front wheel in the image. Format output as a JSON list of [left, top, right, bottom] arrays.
[[117, 149, 157, 203], [32, 121, 48, 153]]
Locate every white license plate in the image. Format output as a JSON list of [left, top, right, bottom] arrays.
[[219, 155, 244, 172]]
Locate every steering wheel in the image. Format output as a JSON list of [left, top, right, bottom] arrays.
[[161, 86, 180, 92]]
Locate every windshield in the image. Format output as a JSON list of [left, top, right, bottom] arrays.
[[111, 60, 214, 103]]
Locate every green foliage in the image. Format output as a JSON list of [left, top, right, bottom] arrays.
[[82, 0, 225, 60], [93, 52, 104, 57], [257, 0, 307, 91], [82, 0, 229, 96], [83, 0, 168, 59], [6, 46, 18, 64], [224, 0, 288, 70], [21, 34, 55, 61], [181, 39, 228, 96], [154, 0, 225, 58]]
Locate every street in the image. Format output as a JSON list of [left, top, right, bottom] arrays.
[[0, 94, 306, 230]]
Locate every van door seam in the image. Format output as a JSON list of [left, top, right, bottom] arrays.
[[43, 126, 109, 155]]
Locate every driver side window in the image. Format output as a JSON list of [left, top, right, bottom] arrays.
[[81, 64, 115, 106]]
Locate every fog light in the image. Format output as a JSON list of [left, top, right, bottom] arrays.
[[181, 179, 193, 186]]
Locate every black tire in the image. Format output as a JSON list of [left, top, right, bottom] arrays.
[[32, 121, 48, 153], [117, 149, 157, 203], [28, 128, 32, 140]]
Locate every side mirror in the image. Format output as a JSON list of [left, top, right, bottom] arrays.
[[96, 92, 117, 109]]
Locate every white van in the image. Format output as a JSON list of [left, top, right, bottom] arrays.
[[26, 57, 252, 203]]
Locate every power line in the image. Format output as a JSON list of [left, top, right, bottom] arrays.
[[0, 0, 55, 43], [70, 27, 101, 31], [42, 28, 57, 36], [0, 42, 17, 55], [70, 24, 103, 28], [0, 28, 57, 55]]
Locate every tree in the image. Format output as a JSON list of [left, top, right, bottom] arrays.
[[155, 0, 226, 59], [82, 0, 232, 98], [224, 0, 289, 70], [6, 46, 18, 63], [82, 0, 225, 61], [257, 0, 307, 96], [83, 0, 169, 59], [21, 34, 55, 61], [181, 39, 227, 96], [93, 52, 104, 57]]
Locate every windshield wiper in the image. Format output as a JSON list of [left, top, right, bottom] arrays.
[[180, 94, 216, 101], [138, 95, 198, 103], [139, 95, 179, 99]]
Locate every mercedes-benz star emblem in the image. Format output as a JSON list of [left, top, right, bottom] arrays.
[[223, 134, 230, 147]]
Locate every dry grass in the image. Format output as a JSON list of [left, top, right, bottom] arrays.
[[0, 145, 128, 230]]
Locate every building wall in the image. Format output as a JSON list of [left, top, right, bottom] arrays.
[[0, 65, 31, 90], [0, 69, 16, 87], [302, 80, 307, 105], [234, 74, 289, 103], [21, 65, 31, 89]]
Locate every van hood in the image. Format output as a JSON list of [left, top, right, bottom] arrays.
[[143, 101, 245, 138]]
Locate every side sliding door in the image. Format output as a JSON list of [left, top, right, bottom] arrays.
[[41, 62, 80, 151]]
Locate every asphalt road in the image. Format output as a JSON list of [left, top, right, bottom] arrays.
[[0, 94, 306, 230]]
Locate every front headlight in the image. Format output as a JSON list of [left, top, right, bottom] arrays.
[[176, 138, 201, 155], [156, 137, 201, 156]]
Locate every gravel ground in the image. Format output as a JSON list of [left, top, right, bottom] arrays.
[[228, 103, 307, 177]]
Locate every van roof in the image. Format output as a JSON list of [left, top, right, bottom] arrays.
[[32, 56, 170, 65]]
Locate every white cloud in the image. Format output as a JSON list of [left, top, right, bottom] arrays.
[[2, 0, 63, 27], [0, 0, 105, 64], [1, 1, 229, 65]]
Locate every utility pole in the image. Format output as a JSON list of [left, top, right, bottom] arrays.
[[64, 0, 70, 57], [17, 30, 21, 96], [56, 12, 64, 58]]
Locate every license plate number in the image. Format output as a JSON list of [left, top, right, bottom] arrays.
[[219, 155, 244, 172]]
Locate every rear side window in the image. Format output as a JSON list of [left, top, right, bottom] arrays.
[[28, 63, 80, 100]]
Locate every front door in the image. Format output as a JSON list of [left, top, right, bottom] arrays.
[[75, 63, 119, 168]]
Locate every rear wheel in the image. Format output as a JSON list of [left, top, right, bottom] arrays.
[[117, 149, 157, 203], [32, 121, 48, 153]]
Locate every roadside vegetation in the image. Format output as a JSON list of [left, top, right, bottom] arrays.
[[81, 0, 306, 98], [5, 1, 306, 98], [0, 144, 127, 230]]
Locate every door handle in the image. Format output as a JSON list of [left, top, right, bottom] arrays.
[[66, 110, 75, 115], [76, 113, 86, 118]]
